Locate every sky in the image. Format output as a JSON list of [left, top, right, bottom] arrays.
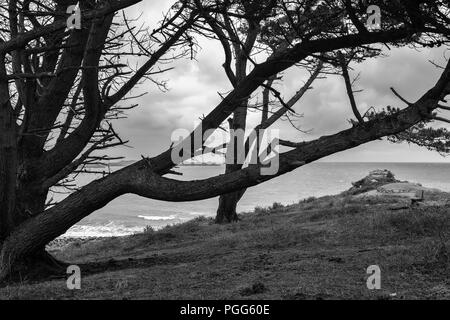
[[107, 1, 450, 163]]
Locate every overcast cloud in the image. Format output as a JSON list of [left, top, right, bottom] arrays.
[[108, 1, 450, 163]]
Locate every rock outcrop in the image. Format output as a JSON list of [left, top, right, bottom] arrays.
[[348, 169, 399, 195]]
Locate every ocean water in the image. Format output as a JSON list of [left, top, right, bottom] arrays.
[[59, 162, 450, 238]]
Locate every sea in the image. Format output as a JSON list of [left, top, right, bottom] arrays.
[[59, 162, 450, 238]]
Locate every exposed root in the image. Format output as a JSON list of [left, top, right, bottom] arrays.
[[0, 250, 68, 285]]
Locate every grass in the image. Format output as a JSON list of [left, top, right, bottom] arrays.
[[0, 194, 449, 300]]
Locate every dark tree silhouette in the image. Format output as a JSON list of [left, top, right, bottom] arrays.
[[0, 0, 449, 281]]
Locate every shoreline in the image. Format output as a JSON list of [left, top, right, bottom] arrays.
[[50, 169, 448, 250]]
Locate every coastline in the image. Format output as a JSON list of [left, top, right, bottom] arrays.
[[4, 170, 449, 299], [48, 170, 448, 250]]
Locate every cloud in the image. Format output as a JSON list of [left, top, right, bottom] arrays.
[[111, 2, 450, 163]]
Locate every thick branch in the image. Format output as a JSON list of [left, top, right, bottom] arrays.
[[148, 27, 421, 175]]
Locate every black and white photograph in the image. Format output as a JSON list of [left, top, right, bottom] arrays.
[[0, 0, 449, 305]]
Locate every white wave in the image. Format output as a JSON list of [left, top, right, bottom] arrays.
[[186, 211, 210, 216], [137, 215, 178, 221], [61, 222, 145, 238]]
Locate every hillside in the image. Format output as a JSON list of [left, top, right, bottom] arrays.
[[0, 172, 449, 300]]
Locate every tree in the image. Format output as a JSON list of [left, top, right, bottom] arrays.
[[0, 0, 449, 281], [196, 0, 325, 223], [199, 0, 388, 223]]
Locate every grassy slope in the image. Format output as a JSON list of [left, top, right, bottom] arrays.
[[0, 193, 449, 300]]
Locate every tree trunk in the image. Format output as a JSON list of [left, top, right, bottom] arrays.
[[0, 194, 67, 284], [216, 188, 245, 223], [215, 41, 251, 223], [0, 130, 62, 282], [0, 182, 59, 282], [0, 168, 130, 283], [216, 106, 247, 223], [1, 69, 60, 281], [0, 123, 17, 242], [0, 248, 67, 283], [0, 54, 18, 242]]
